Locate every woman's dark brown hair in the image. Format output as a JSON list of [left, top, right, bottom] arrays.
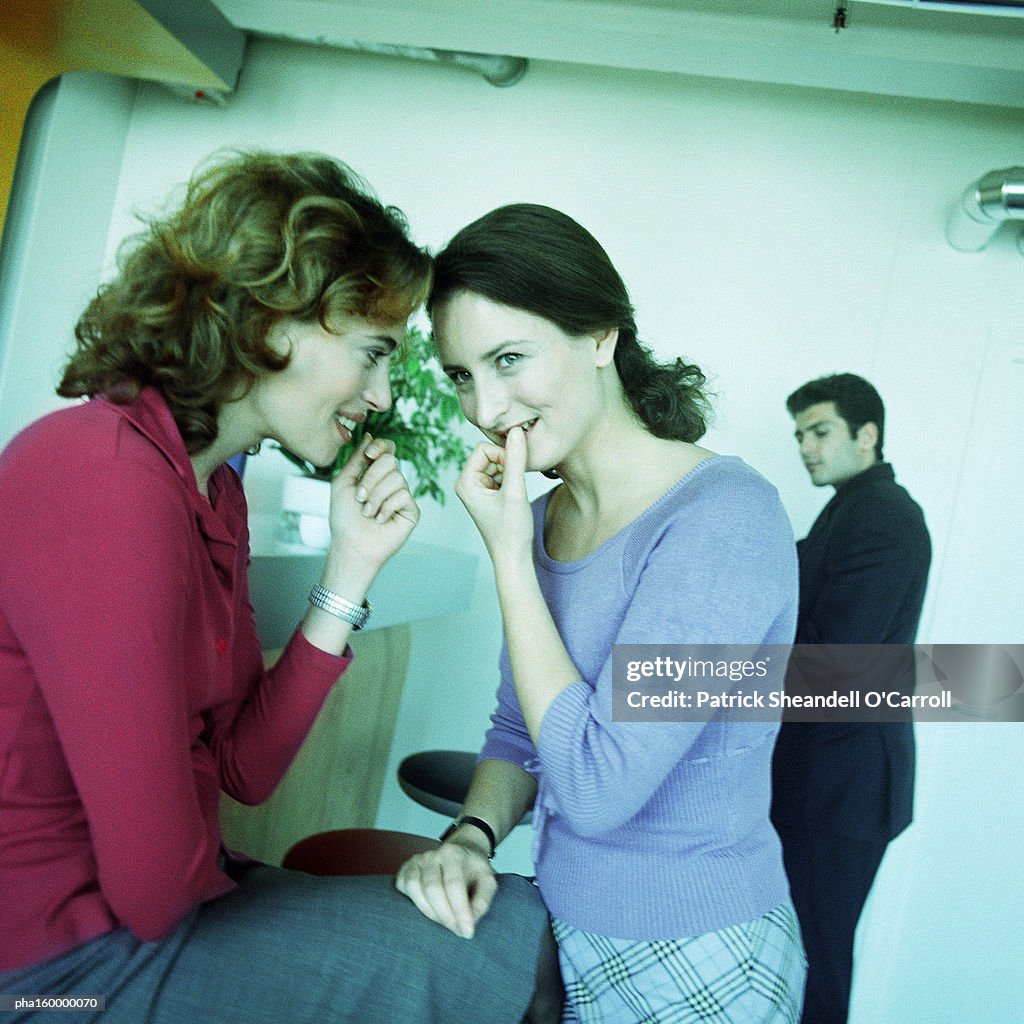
[[429, 203, 710, 442], [59, 150, 431, 454]]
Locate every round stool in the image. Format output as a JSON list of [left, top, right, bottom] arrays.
[[397, 749, 532, 824], [282, 828, 440, 876]]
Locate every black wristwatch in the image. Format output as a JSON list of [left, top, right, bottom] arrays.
[[439, 815, 497, 860]]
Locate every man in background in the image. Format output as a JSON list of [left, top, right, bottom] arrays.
[[771, 373, 931, 1024]]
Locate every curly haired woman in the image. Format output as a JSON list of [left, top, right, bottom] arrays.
[[0, 152, 551, 1023]]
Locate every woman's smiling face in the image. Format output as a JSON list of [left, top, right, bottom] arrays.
[[432, 291, 615, 473], [249, 314, 404, 468]]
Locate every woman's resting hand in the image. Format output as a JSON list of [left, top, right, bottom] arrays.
[[395, 840, 497, 939]]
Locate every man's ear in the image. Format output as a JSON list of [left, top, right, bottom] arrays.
[[857, 421, 879, 454], [593, 327, 619, 368]]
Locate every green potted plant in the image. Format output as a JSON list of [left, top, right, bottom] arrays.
[[277, 325, 470, 547]]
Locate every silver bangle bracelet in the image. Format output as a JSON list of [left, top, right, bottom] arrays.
[[308, 584, 372, 630]]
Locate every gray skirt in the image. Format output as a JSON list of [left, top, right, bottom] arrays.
[[0, 867, 549, 1024]]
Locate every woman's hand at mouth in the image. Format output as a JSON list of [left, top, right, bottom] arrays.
[[455, 425, 533, 565], [326, 434, 419, 575]]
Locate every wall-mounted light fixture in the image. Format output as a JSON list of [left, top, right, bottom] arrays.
[[945, 167, 1024, 252]]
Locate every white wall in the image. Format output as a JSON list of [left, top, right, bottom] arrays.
[[0, 72, 136, 447], [2, 36, 1021, 1022]]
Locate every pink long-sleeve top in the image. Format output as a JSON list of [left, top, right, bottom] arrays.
[[0, 388, 351, 970]]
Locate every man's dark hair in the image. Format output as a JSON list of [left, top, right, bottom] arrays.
[[786, 373, 884, 461]]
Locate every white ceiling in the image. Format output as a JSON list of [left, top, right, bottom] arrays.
[[208, 0, 1024, 107]]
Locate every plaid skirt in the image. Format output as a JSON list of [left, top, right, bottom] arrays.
[[553, 901, 806, 1024]]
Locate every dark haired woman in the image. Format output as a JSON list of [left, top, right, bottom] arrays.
[[0, 154, 550, 1023], [397, 204, 806, 1023]]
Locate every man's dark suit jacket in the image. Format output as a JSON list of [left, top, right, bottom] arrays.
[[771, 461, 932, 841]]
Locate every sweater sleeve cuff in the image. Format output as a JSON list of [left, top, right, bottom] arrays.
[[536, 680, 591, 781], [478, 734, 535, 770]]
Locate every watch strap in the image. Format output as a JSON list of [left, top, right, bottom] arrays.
[[440, 814, 497, 859]]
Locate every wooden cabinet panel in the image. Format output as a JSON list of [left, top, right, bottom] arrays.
[[219, 624, 412, 865]]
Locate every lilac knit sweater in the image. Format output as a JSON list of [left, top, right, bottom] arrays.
[[479, 456, 798, 940]]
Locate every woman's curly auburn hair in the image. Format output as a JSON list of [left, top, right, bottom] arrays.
[[58, 150, 432, 454]]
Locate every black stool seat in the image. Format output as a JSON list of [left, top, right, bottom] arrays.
[[397, 749, 532, 824]]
